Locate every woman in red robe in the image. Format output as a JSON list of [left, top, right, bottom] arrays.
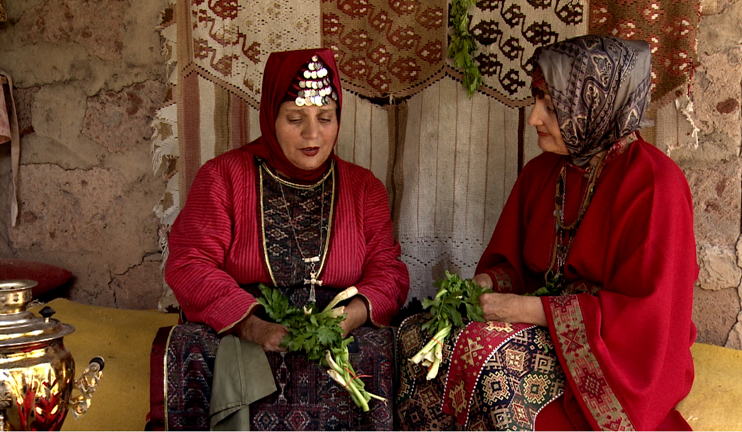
[[396, 35, 696, 431], [159, 48, 409, 430]]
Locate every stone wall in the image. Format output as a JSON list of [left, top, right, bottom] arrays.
[[688, 0, 742, 348], [0, 0, 170, 309], [0, 0, 742, 348]]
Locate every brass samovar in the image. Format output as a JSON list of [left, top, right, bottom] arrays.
[[0, 280, 104, 431]]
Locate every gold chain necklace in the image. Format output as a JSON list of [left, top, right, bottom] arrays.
[[278, 180, 326, 303]]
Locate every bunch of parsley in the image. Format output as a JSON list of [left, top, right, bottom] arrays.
[[257, 284, 384, 411], [410, 271, 491, 379]]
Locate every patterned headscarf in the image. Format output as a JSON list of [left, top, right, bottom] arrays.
[[533, 35, 652, 166], [241, 48, 343, 182]]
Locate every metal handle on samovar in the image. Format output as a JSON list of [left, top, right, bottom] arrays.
[[68, 357, 105, 419]]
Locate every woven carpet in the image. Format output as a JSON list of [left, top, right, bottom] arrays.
[[321, 0, 448, 99], [588, 0, 700, 107]]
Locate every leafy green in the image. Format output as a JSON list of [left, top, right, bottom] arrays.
[[256, 284, 383, 411], [410, 271, 492, 379], [257, 283, 345, 363], [448, 0, 483, 97], [523, 275, 563, 297], [421, 271, 491, 337]]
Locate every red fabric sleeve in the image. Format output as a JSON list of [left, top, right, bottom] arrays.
[[353, 173, 409, 326], [164, 155, 260, 334], [475, 153, 558, 294]]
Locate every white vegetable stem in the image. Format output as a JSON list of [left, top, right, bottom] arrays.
[[325, 348, 386, 412], [409, 325, 452, 380], [323, 286, 358, 313]]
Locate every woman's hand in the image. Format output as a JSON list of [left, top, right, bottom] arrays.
[[234, 314, 289, 352], [339, 297, 369, 337], [472, 273, 494, 290], [479, 293, 547, 326]]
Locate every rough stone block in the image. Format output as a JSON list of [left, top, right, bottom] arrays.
[[726, 313, 742, 350], [9, 164, 159, 273], [82, 80, 165, 153], [27, 84, 105, 169], [697, 244, 742, 291], [14, 0, 126, 62], [13, 87, 39, 138], [123, 0, 174, 67], [64, 255, 117, 308], [0, 43, 102, 89], [685, 162, 741, 250], [691, 50, 742, 144], [110, 259, 162, 309], [693, 285, 740, 346], [696, 0, 742, 56]]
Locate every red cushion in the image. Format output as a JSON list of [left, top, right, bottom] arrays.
[[0, 259, 72, 298]]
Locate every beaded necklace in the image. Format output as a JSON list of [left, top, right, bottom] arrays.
[[543, 153, 607, 293]]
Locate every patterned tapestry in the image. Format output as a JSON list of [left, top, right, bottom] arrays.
[[442, 322, 565, 429], [468, 0, 586, 104], [321, 0, 448, 99], [152, 0, 700, 310], [182, 0, 321, 109], [589, 0, 700, 106], [395, 314, 566, 430]]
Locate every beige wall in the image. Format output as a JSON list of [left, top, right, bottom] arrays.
[[0, 0, 170, 308], [0, 0, 741, 348]]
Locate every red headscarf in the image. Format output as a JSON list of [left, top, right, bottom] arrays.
[[241, 48, 343, 182]]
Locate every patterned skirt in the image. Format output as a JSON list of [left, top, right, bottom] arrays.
[[154, 287, 395, 431], [395, 314, 566, 431]]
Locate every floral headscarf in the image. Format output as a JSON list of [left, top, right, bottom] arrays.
[[533, 35, 652, 166], [241, 48, 343, 181]]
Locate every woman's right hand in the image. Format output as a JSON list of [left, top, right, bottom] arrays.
[[472, 273, 494, 290], [234, 314, 289, 352]]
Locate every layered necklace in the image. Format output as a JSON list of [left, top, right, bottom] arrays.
[[541, 133, 638, 294], [542, 153, 607, 294], [260, 161, 335, 303]]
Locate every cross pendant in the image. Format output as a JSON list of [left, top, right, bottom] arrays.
[[303, 256, 322, 303]]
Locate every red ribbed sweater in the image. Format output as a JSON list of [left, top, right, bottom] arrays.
[[165, 148, 410, 333]]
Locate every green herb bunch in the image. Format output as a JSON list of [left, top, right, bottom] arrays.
[[410, 271, 491, 379], [257, 284, 384, 411], [448, 0, 483, 97]]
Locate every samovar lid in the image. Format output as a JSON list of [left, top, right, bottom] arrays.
[[0, 279, 75, 348]]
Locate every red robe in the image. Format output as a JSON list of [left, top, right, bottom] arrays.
[[477, 137, 697, 431], [165, 148, 409, 332]]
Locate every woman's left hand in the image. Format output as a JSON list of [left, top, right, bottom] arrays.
[[479, 293, 547, 326], [339, 297, 369, 337]]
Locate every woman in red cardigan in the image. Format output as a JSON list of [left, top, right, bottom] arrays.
[[396, 35, 696, 431], [162, 48, 409, 430]]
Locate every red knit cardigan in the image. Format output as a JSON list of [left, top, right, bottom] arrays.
[[165, 147, 410, 332]]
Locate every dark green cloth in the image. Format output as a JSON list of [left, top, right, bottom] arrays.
[[209, 335, 277, 430]]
